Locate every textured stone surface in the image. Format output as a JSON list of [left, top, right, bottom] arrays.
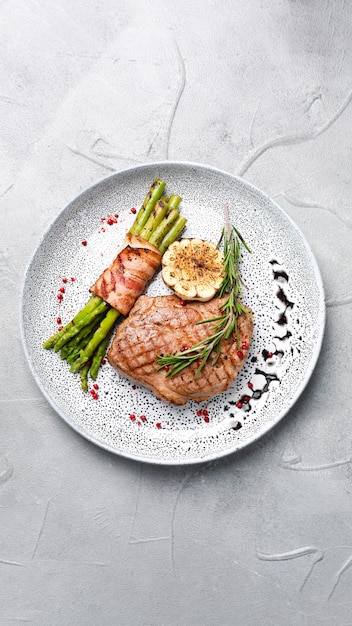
[[1, 1, 352, 624]]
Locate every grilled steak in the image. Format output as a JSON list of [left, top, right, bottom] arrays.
[[90, 233, 162, 316], [108, 294, 254, 405]]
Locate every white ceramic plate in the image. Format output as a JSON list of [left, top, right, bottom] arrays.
[[21, 162, 325, 464]]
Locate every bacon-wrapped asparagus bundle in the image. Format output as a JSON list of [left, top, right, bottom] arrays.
[[90, 233, 162, 316], [43, 180, 187, 389]]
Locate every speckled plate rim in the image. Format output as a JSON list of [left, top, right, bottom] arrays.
[[20, 161, 326, 465]]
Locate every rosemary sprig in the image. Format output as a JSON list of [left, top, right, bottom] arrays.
[[157, 216, 251, 378]]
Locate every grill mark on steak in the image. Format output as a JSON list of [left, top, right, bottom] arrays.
[[108, 294, 254, 405]]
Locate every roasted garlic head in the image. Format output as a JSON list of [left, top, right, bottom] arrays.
[[161, 238, 224, 301]]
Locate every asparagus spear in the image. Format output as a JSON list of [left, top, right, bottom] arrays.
[[89, 331, 114, 380], [148, 209, 180, 248], [80, 363, 90, 392], [69, 307, 120, 373], [43, 179, 186, 389], [129, 179, 166, 235], [60, 312, 106, 360], [54, 300, 109, 352], [43, 295, 103, 350], [158, 216, 188, 254]]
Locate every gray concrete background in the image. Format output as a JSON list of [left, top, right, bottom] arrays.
[[1, 1, 352, 624]]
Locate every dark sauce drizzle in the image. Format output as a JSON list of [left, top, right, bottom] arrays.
[[224, 259, 297, 427]]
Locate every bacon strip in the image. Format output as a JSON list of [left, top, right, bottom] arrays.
[[90, 233, 162, 316]]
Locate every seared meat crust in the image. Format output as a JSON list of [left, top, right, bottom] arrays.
[[108, 294, 253, 405]]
